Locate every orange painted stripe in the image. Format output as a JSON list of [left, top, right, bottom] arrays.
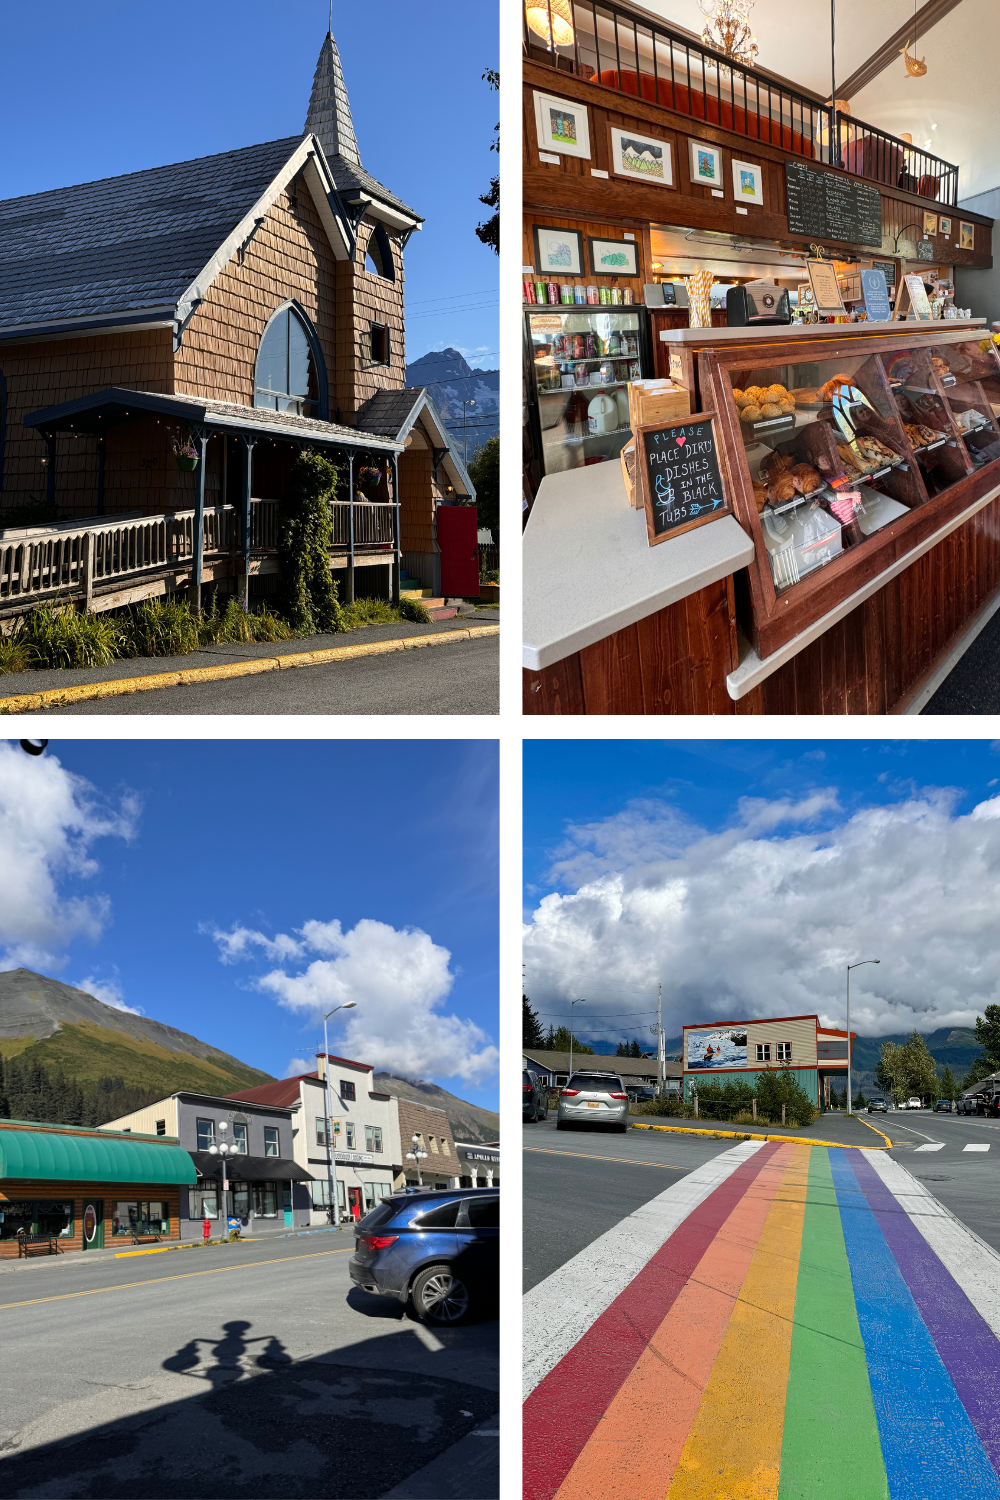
[[553, 1143, 800, 1500], [669, 1144, 811, 1500]]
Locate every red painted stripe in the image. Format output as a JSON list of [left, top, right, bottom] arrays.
[[523, 1142, 783, 1500]]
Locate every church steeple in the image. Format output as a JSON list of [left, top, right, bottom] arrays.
[[304, 30, 362, 168]]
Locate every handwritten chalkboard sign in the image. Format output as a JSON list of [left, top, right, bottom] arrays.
[[637, 412, 731, 547], [785, 161, 883, 248]]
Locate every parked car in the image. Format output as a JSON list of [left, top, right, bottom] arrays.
[[523, 1068, 549, 1123], [906, 1098, 922, 1110], [557, 1071, 629, 1132], [982, 1095, 1000, 1119], [349, 1188, 499, 1326], [626, 1085, 657, 1104], [933, 1098, 953, 1113], [867, 1099, 888, 1113], [959, 1095, 981, 1115]]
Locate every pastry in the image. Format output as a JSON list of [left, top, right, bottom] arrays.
[[760, 449, 793, 480], [792, 388, 823, 405], [751, 480, 768, 512], [904, 422, 940, 447], [791, 463, 821, 494], [740, 403, 762, 423], [778, 400, 796, 415], [732, 388, 749, 407], [759, 402, 782, 418], [744, 386, 765, 403], [836, 441, 864, 475], [855, 434, 900, 467], [821, 372, 853, 402], [767, 473, 797, 504], [931, 355, 949, 376], [765, 384, 788, 401]]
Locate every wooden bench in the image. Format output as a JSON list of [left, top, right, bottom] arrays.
[[16, 1233, 58, 1258], [131, 1230, 161, 1245]]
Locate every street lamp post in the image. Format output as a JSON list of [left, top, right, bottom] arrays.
[[406, 1134, 428, 1186], [846, 959, 880, 1115], [208, 1123, 239, 1233], [462, 399, 475, 464], [323, 1002, 358, 1228], [569, 998, 586, 1079]]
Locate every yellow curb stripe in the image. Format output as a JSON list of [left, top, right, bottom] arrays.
[[629, 1120, 888, 1150], [523, 1146, 685, 1170], [114, 1236, 263, 1257], [855, 1114, 893, 1147], [0, 624, 500, 713], [0, 1246, 351, 1312]]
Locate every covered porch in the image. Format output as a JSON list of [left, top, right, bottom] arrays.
[[8, 388, 405, 617]]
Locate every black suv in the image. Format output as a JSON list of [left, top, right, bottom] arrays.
[[523, 1068, 549, 1122]]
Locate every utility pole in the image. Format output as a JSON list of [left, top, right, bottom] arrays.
[[846, 959, 879, 1114], [570, 998, 585, 1079], [657, 982, 663, 1097]]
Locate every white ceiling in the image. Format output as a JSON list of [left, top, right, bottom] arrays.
[[644, 0, 1000, 201]]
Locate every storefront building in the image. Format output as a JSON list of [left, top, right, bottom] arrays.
[[682, 1015, 854, 1108], [227, 1054, 397, 1226], [100, 1091, 314, 1238], [0, 1118, 194, 1256], [455, 1142, 500, 1188], [522, 1, 1000, 716], [394, 1097, 461, 1191]]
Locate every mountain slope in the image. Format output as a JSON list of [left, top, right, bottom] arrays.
[[405, 348, 499, 455], [0, 969, 272, 1097], [374, 1072, 499, 1145]]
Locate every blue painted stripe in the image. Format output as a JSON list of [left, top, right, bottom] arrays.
[[830, 1148, 1000, 1500]]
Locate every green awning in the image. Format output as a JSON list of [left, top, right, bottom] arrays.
[[0, 1130, 196, 1186]]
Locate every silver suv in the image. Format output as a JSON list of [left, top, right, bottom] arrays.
[[557, 1071, 629, 1133]]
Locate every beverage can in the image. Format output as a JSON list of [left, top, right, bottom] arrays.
[[560, 283, 573, 304], [611, 286, 623, 305], [546, 281, 559, 305], [523, 280, 536, 304], [587, 285, 600, 305], [534, 281, 547, 304], [599, 286, 610, 305], [623, 288, 635, 305]]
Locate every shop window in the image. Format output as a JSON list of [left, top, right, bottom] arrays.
[[369, 323, 390, 366], [311, 1180, 330, 1208], [364, 221, 395, 282], [263, 1126, 279, 1157], [316, 1118, 329, 1146], [197, 1118, 216, 1150], [365, 1125, 383, 1153], [191, 1188, 218, 1220], [756, 1043, 771, 1062], [36, 1201, 74, 1238], [254, 303, 325, 417], [110, 1201, 169, 1236], [340, 1080, 357, 1101], [232, 1182, 251, 1218], [232, 1123, 248, 1154], [155, 1120, 166, 1137], [818, 1041, 849, 1060], [345, 1123, 356, 1149], [0, 1202, 34, 1239], [281, 1185, 292, 1212], [776, 1042, 792, 1062], [363, 1182, 391, 1211]]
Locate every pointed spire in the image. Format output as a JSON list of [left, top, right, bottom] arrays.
[[304, 30, 362, 168]]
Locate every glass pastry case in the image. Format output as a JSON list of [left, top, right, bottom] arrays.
[[698, 330, 1000, 658]]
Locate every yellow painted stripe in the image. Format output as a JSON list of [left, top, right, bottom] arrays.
[[669, 1144, 811, 1500], [855, 1115, 893, 1147], [630, 1121, 888, 1151], [523, 1146, 685, 1171], [0, 1246, 350, 1312], [0, 624, 500, 713]]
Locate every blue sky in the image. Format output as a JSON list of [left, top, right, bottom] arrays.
[[0, 1, 498, 368], [0, 740, 499, 1111], [524, 740, 1000, 1046]]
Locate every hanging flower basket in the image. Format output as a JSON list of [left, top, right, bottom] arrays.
[[175, 454, 199, 471], [170, 426, 199, 471]]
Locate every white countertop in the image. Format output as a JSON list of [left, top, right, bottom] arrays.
[[522, 462, 755, 671], [658, 318, 987, 344]]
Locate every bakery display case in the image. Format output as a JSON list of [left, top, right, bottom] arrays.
[[699, 330, 1000, 658]]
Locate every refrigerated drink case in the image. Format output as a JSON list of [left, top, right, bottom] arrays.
[[525, 307, 652, 479]]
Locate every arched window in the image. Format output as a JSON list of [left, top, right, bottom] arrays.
[[364, 221, 395, 282], [254, 304, 326, 417]]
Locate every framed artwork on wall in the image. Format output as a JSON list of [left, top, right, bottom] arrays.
[[688, 139, 723, 188], [939, 216, 952, 236], [609, 125, 673, 187], [731, 158, 764, 205], [960, 221, 975, 250], [588, 237, 640, 276], [533, 91, 591, 159], [923, 211, 938, 236], [533, 223, 584, 276]]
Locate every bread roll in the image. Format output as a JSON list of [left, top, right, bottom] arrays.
[[759, 403, 782, 418], [744, 386, 765, 402], [732, 388, 748, 407], [740, 404, 762, 423]]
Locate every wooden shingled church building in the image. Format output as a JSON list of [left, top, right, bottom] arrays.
[[0, 30, 478, 616]]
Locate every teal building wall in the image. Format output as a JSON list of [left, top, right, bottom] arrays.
[[683, 1067, 819, 1104]]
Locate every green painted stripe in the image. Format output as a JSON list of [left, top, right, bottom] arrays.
[[778, 1148, 888, 1499]]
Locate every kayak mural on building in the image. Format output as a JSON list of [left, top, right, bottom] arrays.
[[686, 1029, 748, 1069]]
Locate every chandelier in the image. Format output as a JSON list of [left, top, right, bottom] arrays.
[[699, 0, 759, 68], [525, 0, 575, 49]]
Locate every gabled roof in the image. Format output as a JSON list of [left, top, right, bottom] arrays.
[[0, 135, 353, 343], [304, 31, 421, 228], [356, 387, 475, 500], [226, 1075, 320, 1108]]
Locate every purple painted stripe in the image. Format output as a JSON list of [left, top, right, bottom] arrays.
[[851, 1150, 1000, 1475]]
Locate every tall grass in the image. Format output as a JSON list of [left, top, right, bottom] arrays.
[[119, 596, 200, 658], [17, 603, 119, 669]]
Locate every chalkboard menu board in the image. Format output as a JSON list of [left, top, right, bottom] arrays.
[[785, 160, 883, 248], [638, 412, 730, 546]]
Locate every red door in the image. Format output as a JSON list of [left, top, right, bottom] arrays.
[[348, 1187, 363, 1221], [437, 504, 480, 598]]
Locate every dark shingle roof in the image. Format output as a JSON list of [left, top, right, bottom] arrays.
[[325, 156, 421, 222], [355, 388, 425, 438], [0, 136, 303, 332]]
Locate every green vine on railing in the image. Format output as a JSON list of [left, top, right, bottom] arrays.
[[277, 451, 344, 634]]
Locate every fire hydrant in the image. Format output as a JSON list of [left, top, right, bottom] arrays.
[[203, 1216, 211, 1243]]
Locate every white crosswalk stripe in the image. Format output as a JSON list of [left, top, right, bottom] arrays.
[[914, 1143, 946, 1151], [963, 1143, 991, 1151]]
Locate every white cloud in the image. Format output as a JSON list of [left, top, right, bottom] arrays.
[[283, 1057, 309, 1078], [0, 742, 138, 969], [75, 972, 142, 1016], [206, 916, 497, 1086], [524, 788, 1000, 1039]]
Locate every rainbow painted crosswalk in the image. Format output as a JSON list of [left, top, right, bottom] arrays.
[[523, 1140, 1000, 1500]]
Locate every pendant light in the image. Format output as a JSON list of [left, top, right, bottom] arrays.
[[525, 0, 574, 50]]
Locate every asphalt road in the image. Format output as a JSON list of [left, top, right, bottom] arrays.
[[28, 636, 499, 716], [882, 1108, 1000, 1253], [0, 1234, 498, 1498], [522, 1116, 731, 1291]]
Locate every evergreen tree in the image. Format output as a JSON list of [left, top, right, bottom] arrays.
[[975, 1005, 1000, 1070], [962, 1056, 994, 1091], [629, 1040, 643, 1058], [616, 1042, 627, 1056], [522, 994, 544, 1048], [940, 1064, 959, 1101]]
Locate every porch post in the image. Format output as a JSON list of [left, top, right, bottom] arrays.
[[96, 437, 105, 517], [240, 434, 255, 610], [346, 452, 355, 604], [391, 453, 400, 605], [192, 426, 208, 614], [45, 434, 56, 508]]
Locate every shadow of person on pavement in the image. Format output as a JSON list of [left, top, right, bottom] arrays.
[[162, 1321, 291, 1391]]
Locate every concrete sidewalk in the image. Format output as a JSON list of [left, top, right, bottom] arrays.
[[631, 1110, 889, 1148]]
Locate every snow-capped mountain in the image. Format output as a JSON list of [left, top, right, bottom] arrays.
[[405, 347, 499, 458]]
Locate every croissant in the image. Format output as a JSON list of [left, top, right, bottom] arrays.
[[767, 473, 797, 504], [751, 480, 768, 512], [791, 463, 821, 494]]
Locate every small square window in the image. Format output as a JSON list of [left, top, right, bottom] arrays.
[[340, 1080, 356, 1102], [155, 1120, 166, 1137], [756, 1043, 771, 1062], [776, 1042, 792, 1062], [197, 1119, 215, 1151], [263, 1126, 279, 1158], [369, 323, 390, 366]]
